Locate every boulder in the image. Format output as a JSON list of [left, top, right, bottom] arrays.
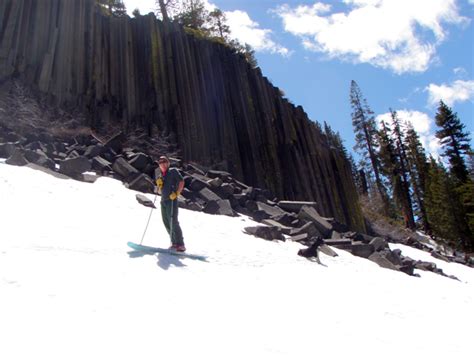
[[5, 148, 28, 166], [319, 244, 338, 257], [243, 226, 285, 242], [203, 199, 235, 216], [289, 221, 320, 238], [277, 200, 317, 213], [92, 156, 112, 173], [298, 206, 333, 237], [128, 152, 152, 171], [23, 149, 55, 170], [135, 194, 157, 208], [208, 177, 224, 188], [260, 219, 292, 234], [84, 144, 104, 158], [207, 169, 233, 182], [298, 237, 325, 258], [112, 157, 139, 178], [198, 187, 221, 202], [0, 142, 19, 158], [369, 237, 388, 252], [368, 252, 399, 271], [188, 173, 212, 191], [59, 156, 92, 177], [350, 242, 375, 258], [126, 173, 155, 193]]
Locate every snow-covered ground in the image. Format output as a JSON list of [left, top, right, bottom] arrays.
[[1, 161, 473, 355]]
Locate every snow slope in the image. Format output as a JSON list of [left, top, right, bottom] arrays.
[[1, 161, 473, 355]]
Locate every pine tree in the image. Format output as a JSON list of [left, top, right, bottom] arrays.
[[156, 0, 176, 22], [390, 109, 415, 229], [376, 120, 401, 220], [208, 8, 230, 41], [350, 80, 388, 210], [97, 0, 127, 17], [435, 101, 471, 183], [175, 0, 209, 32], [425, 157, 473, 251], [404, 122, 430, 232]]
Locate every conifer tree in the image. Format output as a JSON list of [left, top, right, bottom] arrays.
[[424, 157, 472, 250], [404, 122, 430, 231], [376, 120, 401, 220], [350, 80, 388, 210], [97, 0, 127, 17], [208, 8, 230, 41], [156, 0, 176, 22], [390, 109, 415, 229], [435, 101, 471, 183], [175, 0, 209, 32]]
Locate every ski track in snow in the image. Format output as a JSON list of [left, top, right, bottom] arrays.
[[0, 161, 473, 355]]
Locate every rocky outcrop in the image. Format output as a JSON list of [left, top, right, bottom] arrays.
[[0, 0, 364, 231]]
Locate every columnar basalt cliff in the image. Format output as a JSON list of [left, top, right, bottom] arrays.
[[0, 0, 365, 231]]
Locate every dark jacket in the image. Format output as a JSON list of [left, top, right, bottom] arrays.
[[156, 167, 183, 202]]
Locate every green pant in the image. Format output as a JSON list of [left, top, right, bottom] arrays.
[[161, 199, 184, 246]]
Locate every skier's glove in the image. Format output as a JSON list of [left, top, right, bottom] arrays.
[[169, 191, 180, 200], [156, 178, 163, 189]]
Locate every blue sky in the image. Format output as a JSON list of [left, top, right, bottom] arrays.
[[124, 0, 474, 159]]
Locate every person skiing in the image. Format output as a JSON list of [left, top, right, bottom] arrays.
[[155, 156, 186, 252]]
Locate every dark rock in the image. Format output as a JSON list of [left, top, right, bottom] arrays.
[[207, 170, 232, 182], [5, 148, 28, 166], [208, 177, 223, 188], [23, 149, 55, 170], [350, 242, 375, 258], [214, 183, 234, 199], [298, 237, 325, 258], [203, 199, 235, 216], [104, 131, 125, 153], [271, 213, 297, 227], [59, 156, 92, 177], [0, 142, 20, 158], [369, 237, 388, 252], [324, 238, 352, 249], [135, 194, 157, 208], [84, 144, 104, 158], [198, 187, 221, 202], [128, 152, 152, 171], [188, 173, 212, 191], [354, 233, 375, 243], [243, 226, 285, 242], [260, 219, 292, 234], [277, 201, 318, 213], [112, 157, 139, 178], [92, 156, 112, 173], [430, 251, 450, 262], [289, 221, 320, 238], [398, 264, 415, 276], [289, 233, 309, 242], [368, 252, 398, 271], [319, 244, 338, 257], [298, 206, 333, 237], [126, 173, 155, 193], [414, 261, 437, 272]]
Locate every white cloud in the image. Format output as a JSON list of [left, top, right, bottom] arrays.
[[225, 10, 290, 56], [426, 79, 474, 107], [376, 109, 441, 158], [123, 0, 156, 15], [275, 0, 469, 74]]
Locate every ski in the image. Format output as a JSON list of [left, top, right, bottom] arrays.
[[127, 241, 207, 261]]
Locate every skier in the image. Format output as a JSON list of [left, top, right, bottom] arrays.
[[155, 156, 186, 252]]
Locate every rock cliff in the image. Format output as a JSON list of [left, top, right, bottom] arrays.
[[0, 0, 365, 231]]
